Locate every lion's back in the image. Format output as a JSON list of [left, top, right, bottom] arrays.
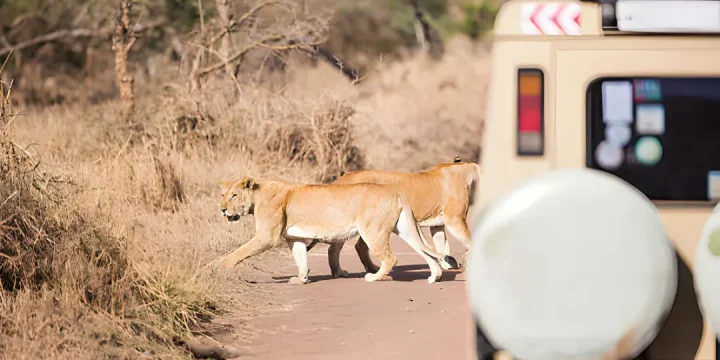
[[283, 183, 401, 227]]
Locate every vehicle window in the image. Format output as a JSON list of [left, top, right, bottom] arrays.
[[586, 77, 720, 202]]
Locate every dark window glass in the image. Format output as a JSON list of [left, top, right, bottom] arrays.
[[586, 77, 720, 202]]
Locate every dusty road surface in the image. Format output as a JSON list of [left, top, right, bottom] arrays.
[[239, 236, 474, 360]]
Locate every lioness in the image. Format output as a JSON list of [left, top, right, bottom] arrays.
[[305, 157, 481, 274], [217, 177, 460, 284]]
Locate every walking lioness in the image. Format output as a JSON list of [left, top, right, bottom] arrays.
[[216, 177, 460, 284], [306, 157, 481, 273]]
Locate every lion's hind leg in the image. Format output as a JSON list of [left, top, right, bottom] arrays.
[[328, 242, 350, 278], [430, 225, 455, 270], [395, 209, 445, 284], [444, 215, 473, 270], [354, 237, 380, 274], [358, 231, 397, 282]]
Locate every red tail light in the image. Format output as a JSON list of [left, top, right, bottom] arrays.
[[517, 69, 544, 156]]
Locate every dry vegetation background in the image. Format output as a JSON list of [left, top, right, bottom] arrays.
[[0, 0, 495, 358]]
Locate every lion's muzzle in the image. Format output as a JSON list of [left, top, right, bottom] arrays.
[[220, 208, 242, 222]]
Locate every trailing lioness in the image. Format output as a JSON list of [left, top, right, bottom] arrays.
[[306, 157, 481, 274], [216, 177, 460, 284]]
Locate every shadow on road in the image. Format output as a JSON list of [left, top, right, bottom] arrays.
[[272, 272, 366, 283], [271, 267, 462, 283], [390, 265, 460, 282]]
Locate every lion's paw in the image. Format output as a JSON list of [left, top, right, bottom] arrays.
[[332, 269, 350, 279], [365, 273, 390, 282], [364, 273, 380, 282], [288, 276, 309, 285], [428, 274, 443, 284]]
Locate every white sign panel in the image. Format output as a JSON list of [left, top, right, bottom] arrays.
[[521, 3, 582, 35]]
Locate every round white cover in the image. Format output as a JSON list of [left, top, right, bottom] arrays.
[[467, 168, 677, 360], [694, 203, 720, 336]]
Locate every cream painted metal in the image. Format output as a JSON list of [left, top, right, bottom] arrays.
[[475, 0, 720, 358], [467, 169, 677, 360]]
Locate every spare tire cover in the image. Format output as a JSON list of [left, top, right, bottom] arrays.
[[694, 203, 720, 336], [466, 168, 677, 360]]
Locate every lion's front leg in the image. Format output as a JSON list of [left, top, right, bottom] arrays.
[[328, 242, 349, 278], [218, 232, 276, 268], [288, 240, 310, 285]]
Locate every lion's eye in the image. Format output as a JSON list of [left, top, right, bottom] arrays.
[[230, 194, 237, 199]]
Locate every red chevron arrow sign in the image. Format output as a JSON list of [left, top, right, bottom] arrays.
[[521, 3, 582, 35]]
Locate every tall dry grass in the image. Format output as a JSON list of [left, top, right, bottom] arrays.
[[2, 32, 490, 358], [0, 62, 221, 359]]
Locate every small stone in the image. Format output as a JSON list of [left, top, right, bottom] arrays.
[[340, 342, 346, 346], [409, 330, 414, 334], [408, 298, 414, 302], [442, 310, 447, 313]]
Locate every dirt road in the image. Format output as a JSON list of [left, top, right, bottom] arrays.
[[240, 237, 474, 360]]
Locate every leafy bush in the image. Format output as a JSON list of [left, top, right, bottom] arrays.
[[454, 1, 499, 39]]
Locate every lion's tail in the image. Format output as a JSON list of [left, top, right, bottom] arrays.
[[396, 195, 460, 270], [466, 162, 482, 206]]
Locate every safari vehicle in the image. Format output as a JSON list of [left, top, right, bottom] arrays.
[[470, 0, 720, 359]]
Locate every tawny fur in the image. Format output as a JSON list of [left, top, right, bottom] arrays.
[[216, 177, 459, 285], [491, 328, 636, 360], [322, 159, 482, 273], [600, 328, 637, 360]]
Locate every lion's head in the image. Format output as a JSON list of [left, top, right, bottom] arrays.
[[219, 177, 259, 223]]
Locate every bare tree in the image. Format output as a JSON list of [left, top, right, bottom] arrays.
[[409, 0, 444, 60], [183, 0, 363, 91], [189, 1, 325, 90], [112, 0, 137, 122], [215, 0, 234, 78]]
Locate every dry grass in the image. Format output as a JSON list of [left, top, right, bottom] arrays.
[[1, 32, 490, 358], [0, 65, 219, 359], [283, 35, 490, 171]]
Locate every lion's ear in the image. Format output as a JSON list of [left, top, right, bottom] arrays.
[[454, 155, 462, 163], [242, 177, 259, 190]]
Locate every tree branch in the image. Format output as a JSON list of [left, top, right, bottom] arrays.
[[204, 0, 287, 48], [196, 34, 287, 77], [300, 45, 359, 82], [0, 19, 165, 57], [237, 1, 288, 29]]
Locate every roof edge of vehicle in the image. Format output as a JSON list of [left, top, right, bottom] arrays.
[[494, 0, 720, 37]]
